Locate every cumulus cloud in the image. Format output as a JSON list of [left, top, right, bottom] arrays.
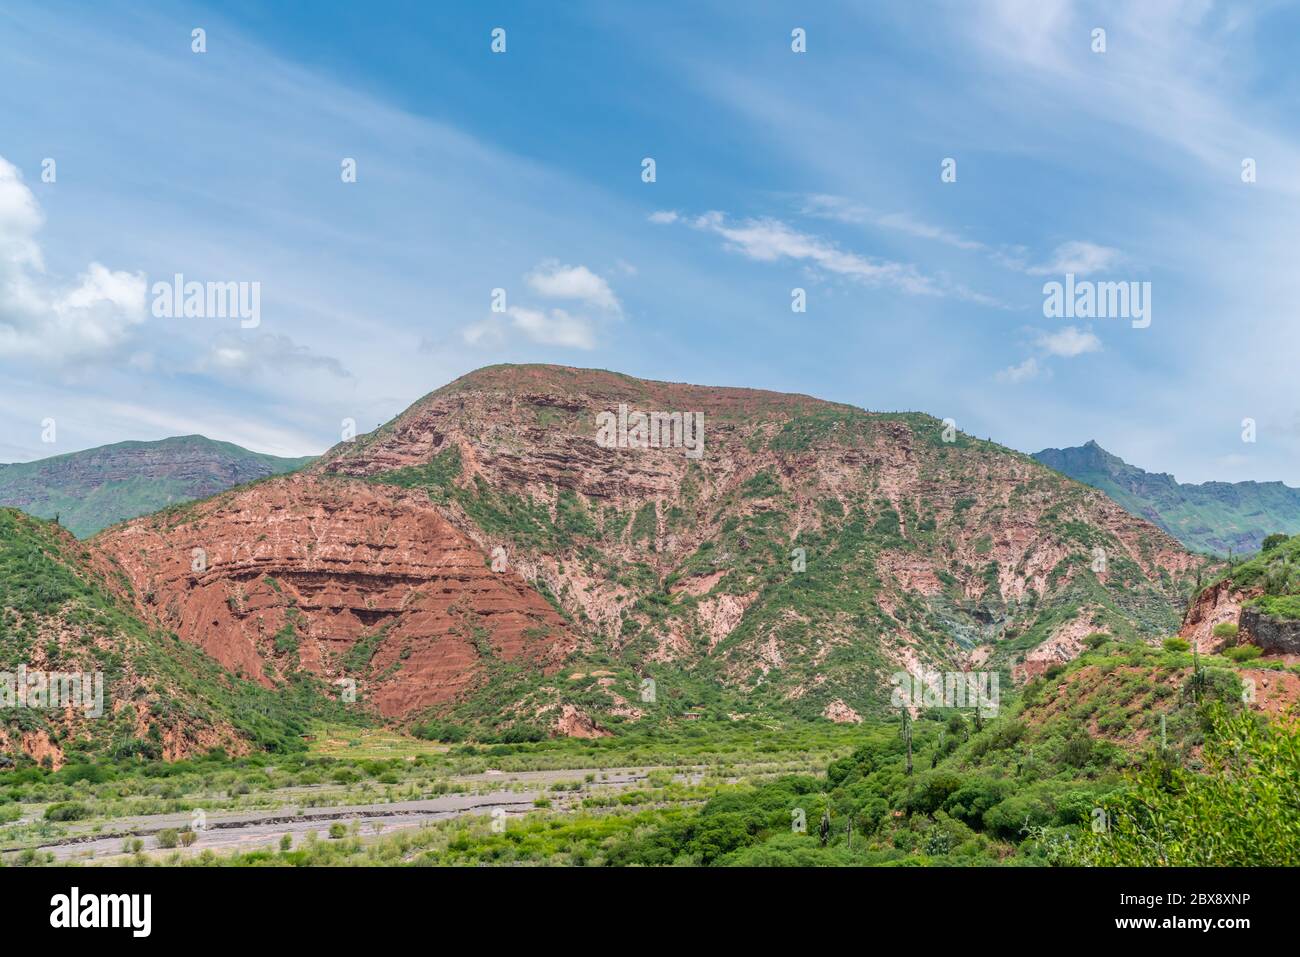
[[648, 210, 680, 224], [1029, 240, 1122, 276], [0, 156, 147, 362], [507, 306, 595, 349], [525, 260, 621, 314], [1036, 325, 1101, 357]]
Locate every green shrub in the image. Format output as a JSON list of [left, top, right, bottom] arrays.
[[328, 822, 346, 839], [1162, 637, 1190, 652], [1224, 645, 1262, 663], [156, 828, 179, 848], [44, 801, 89, 822], [1211, 622, 1239, 639]]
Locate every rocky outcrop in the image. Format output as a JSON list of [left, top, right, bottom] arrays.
[[1180, 579, 1257, 653], [1240, 607, 1300, 655]]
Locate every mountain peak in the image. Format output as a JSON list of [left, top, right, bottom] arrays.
[[1032, 442, 1300, 555]]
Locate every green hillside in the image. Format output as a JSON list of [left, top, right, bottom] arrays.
[[1033, 440, 1300, 556], [0, 508, 352, 767], [0, 435, 314, 537]]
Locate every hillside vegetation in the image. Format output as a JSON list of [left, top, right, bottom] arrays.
[[0, 435, 313, 537]]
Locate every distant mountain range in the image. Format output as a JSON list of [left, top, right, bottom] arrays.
[[1032, 440, 1300, 556], [0, 435, 314, 537]]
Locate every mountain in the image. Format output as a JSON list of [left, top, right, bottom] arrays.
[[92, 365, 1202, 738], [0, 435, 315, 538], [0, 508, 341, 767], [1032, 440, 1300, 557]]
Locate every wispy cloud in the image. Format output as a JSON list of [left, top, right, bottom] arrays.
[[201, 332, 352, 378], [1028, 241, 1122, 277], [654, 208, 1003, 304], [996, 357, 1045, 384]]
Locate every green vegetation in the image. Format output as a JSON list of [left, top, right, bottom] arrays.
[[0, 509, 358, 766], [0, 435, 313, 538], [1045, 706, 1300, 865], [1034, 441, 1300, 555]]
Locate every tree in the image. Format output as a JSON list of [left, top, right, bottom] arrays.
[[1262, 533, 1288, 553]]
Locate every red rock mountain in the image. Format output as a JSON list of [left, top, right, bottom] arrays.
[[94, 364, 1204, 735]]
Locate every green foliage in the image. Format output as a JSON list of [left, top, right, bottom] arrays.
[[1162, 637, 1190, 652], [45, 801, 90, 821], [0, 436, 312, 538], [1262, 533, 1289, 552], [1051, 707, 1300, 865]]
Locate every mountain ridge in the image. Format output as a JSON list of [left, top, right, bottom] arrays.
[[0, 434, 315, 538], [93, 364, 1203, 738], [1032, 439, 1300, 556]]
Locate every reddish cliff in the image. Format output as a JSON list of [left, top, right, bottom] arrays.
[[95, 475, 577, 719]]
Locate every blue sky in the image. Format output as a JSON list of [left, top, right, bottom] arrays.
[[3, 0, 1300, 486]]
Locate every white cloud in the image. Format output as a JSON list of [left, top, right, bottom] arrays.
[[648, 210, 680, 224], [525, 261, 621, 314], [1029, 241, 1122, 276], [996, 357, 1045, 384], [201, 332, 351, 378], [1036, 325, 1101, 358], [507, 306, 596, 350], [0, 156, 147, 362], [801, 194, 986, 252], [687, 210, 944, 296], [460, 318, 506, 347]]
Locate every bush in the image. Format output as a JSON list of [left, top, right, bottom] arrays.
[[1055, 706, 1300, 865], [44, 801, 89, 822], [280, 833, 293, 852], [1162, 637, 1190, 652], [328, 822, 346, 839], [156, 828, 179, 849], [1224, 644, 1263, 663], [1262, 534, 1288, 553], [1212, 622, 1239, 639]]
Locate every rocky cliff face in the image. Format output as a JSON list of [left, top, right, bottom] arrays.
[[1240, 608, 1300, 655], [1180, 578, 1253, 653], [94, 365, 1202, 732], [95, 476, 576, 719]]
